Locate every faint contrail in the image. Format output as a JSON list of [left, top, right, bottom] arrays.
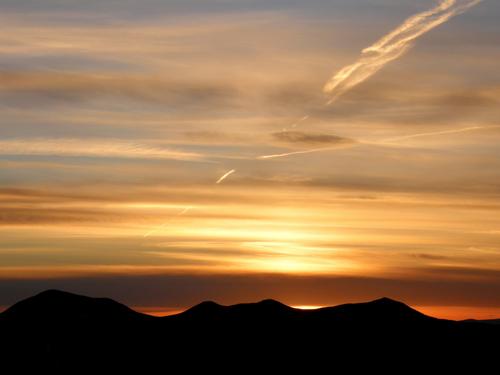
[[380, 125, 498, 143], [216, 169, 236, 184], [323, 0, 481, 104], [258, 144, 355, 160], [177, 206, 193, 215], [143, 206, 192, 238], [293, 116, 310, 128], [142, 1, 483, 240], [143, 169, 236, 238], [259, 125, 497, 160]]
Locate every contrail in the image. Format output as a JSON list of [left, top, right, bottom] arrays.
[[277, 0, 481, 140], [380, 125, 498, 143], [143, 206, 192, 238], [258, 144, 355, 160], [258, 147, 334, 160], [143, 1, 483, 239], [177, 206, 193, 215], [323, 0, 482, 104], [216, 169, 236, 184], [143, 168, 236, 238], [262, 0, 482, 160], [258, 125, 497, 160], [291, 115, 310, 129]]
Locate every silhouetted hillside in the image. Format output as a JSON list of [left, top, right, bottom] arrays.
[[0, 290, 498, 371], [2, 289, 151, 324], [462, 318, 500, 325]]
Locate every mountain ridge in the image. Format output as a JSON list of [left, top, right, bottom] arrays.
[[1, 289, 152, 323], [1, 289, 499, 371], [0, 289, 436, 321]]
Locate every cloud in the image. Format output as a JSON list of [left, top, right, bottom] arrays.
[[0, 138, 205, 161], [412, 253, 451, 261], [182, 131, 258, 145], [323, 0, 482, 104], [0, 72, 239, 109], [255, 131, 355, 160], [0, 1, 498, 314], [303, 78, 500, 129], [0, 207, 118, 225], [272, 131, 354, 146]]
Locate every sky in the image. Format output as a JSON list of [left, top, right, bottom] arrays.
[[1, 0, 500, 320]]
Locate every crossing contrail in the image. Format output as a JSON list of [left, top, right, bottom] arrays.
[[323, 0, 481, 104], [258, 147, 335, 160], [216, 169, 236, 184], [379, 125, 497, 143], [143, 1, 483, 238], [258, 144, 356, 160], [260, 0, 482, 160], [258, 125, 497, 160]]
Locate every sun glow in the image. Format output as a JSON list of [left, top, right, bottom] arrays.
[[293, 305, 324, 310]]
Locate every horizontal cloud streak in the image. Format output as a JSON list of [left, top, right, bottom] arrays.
[[272, 131, 354, 146], [0, 72, 239, 109], [0, 138, 204, 161], [0, 0, 497, 318]]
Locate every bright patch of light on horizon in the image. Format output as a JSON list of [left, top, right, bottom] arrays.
[[293, 305, 324, 310]]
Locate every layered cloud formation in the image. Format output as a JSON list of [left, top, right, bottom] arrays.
[[323, 0, 482, 104], [0, 0, 499, 318]]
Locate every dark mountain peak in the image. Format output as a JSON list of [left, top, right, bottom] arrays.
[[35, 289, 72, 298], [184, 300, 223, 314], [372, 297, 400, 304], [230, 298, 295, 313], [256, 299, 291, 309], [198, 300, 222, 308], [176, 298, 296, 322], [222, 299, 297, 322], [177, 300, 226, 320], [369, 297, 414, 310], [2, 289, 148, 323], [308, 297, 434, 326], [1, 291, 499, 370], [368, 297, 425, 314], [181, 299, 292, 315], [323, 297, 433, 323]]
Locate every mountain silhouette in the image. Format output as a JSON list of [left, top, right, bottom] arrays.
[[310, 297, 436, 322], [2, 289, 151, 324], [462, 318, 500, 325], [177, 298, 298, 322], [1, 290, 498, 371]]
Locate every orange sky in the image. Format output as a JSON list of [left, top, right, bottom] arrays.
[[0, 0, 500, 320]]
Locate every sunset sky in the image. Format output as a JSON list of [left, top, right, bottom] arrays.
[[1, 0, 500, 320]]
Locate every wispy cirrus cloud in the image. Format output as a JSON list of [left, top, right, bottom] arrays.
[[0, 0, 498, 317], [0, 138, 205, 161], [0, 71, 239, 109], [323, 0, 482, 104]]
